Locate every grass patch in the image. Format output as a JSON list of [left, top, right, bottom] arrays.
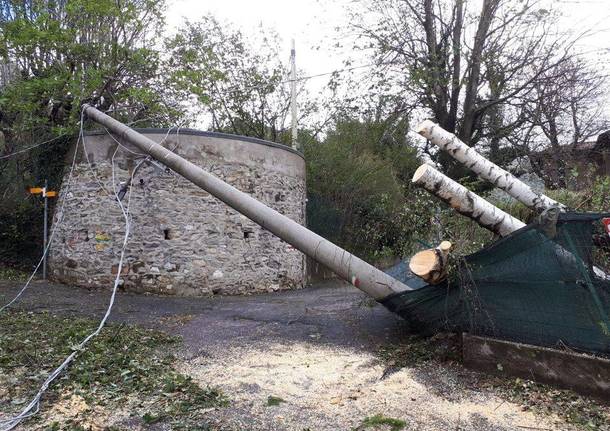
[[356, 414, 406, 431], [0, 266, 30, 281], [266, 395, 286, 406], [0, 310, 227, 429]]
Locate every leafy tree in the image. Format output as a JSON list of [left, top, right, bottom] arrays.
[[165, 15, 315, 144], [305, 115, 429, 260], [0, 0, 174, 267]]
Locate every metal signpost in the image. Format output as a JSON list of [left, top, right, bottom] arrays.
[[29, 180, 57, 279]]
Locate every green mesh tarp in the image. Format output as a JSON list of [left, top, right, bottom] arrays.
[[382, 212, 610, 355]]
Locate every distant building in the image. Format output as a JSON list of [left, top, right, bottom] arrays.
[[526, 131, 610, 190]]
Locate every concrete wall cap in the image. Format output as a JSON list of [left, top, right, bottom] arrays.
[[84, 128, 304, 159]]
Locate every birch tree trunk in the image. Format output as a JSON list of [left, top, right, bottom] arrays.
[[412, 164, 526, 237], [417, 120, 565, 212], [413, 163, 608, 281]]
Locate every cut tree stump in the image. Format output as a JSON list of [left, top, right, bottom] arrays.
[[409, 241, 452, 284]]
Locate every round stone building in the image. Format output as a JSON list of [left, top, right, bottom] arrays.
[[48, 129, 306, 295]]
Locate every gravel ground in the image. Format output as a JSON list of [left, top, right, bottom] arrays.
[[0, 280, 585, 430]]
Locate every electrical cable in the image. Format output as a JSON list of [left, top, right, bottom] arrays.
[[0, 133, 69, 160], [0, 112, 138, 431]]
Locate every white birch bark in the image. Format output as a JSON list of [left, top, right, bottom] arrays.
[[417, 120, 566, 212], [413, 164, 526, 237], [413, 164, 609, 280]]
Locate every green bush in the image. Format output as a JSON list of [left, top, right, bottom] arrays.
[[304, 117, 430, 261]]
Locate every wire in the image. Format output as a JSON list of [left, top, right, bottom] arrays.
[[209, 61, 393, 96], [0, 128, 80, 313], [0, 133, 69, 160], [0, 111, 175, 161], [0, 113, 137, 431]]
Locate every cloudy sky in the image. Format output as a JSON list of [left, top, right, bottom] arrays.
[[166, 0, 610, 78], [166, 0, 349, 79], [165, 0, 610, 135]]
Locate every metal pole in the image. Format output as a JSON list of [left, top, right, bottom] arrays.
[[43, 179, 48, 280], [290, 39, 298, 151], [82, 104, 412, 299]]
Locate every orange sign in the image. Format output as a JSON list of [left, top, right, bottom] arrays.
[[29, 187, 43, 194], [45, 191, 57, 197]]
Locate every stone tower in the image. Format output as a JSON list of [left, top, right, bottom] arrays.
[[48, 129, 306, 295]]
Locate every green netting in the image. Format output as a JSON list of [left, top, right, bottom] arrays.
[[382, 212, 610, 355]]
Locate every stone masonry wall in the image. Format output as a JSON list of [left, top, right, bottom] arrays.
[[48, 129, 306, 296]]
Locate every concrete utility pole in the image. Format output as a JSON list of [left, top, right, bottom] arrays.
[[290, 39, 298, 151], [82, 104, 413, 299]]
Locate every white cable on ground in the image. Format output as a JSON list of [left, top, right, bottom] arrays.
[[0, 113, 138, 431]]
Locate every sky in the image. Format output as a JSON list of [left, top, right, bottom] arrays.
[[166, 0, 610, 78], [165, 0, 610, 135], [165, 0, 350, 80]]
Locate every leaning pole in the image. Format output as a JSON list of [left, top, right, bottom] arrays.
[[417, 120, 565, 212], [82, 105, 412, 299]]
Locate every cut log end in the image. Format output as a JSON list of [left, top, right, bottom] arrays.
[[412, 164, 431, 183], [409, 241, 452, 285], [439, 240, 452, 252], [415, 119, 435, 138]]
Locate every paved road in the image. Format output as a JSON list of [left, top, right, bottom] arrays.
[[0, 279, 570, 430], [0, 279, 410, 354]]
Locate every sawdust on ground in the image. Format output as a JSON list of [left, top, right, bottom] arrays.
[[178, 341, 576, 431]]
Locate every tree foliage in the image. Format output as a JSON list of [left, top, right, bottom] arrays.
[[0, 0, 174, 266], [165, 15, 315, 143], [305, 115, 430, 260]]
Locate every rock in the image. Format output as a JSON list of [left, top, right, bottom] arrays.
[[163, 262, 177, 272], [47, 132, 306, 296]]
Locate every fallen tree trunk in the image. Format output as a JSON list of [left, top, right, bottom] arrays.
[[412, 164, 526, 237], [413, 164, 609, 282], [417, 120, 565, 212], [409, 241, 452, 284]]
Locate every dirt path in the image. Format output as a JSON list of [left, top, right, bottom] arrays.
[[0, 280, 576, 430]]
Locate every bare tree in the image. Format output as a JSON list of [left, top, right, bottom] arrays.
[[508, 59, 609, 187], [348, 0, 575, 177]]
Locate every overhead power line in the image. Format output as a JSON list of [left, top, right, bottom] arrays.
[[0, 133, 68, 160]]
